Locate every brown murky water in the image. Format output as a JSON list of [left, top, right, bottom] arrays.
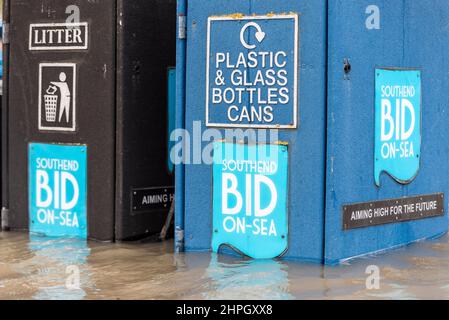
[[1, 231, 449, 300]]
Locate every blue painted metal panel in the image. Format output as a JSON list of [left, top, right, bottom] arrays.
[[168, 67, 176, 174], [325, 0, 449, 264], [29, 143, 87, 238], [175, 0, 187, 252], [182, 0, 328, 262]]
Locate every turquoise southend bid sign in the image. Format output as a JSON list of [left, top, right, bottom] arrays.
[[212, 142, 289, 259], [29, 143, 87, 238], [374, 69, 421, 186]]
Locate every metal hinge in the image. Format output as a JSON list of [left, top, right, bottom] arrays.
[[178, 15, 186, 40], [2, 22, 9, 44]]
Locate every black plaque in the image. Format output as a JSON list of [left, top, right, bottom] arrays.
[[132, 187, 174, 213], [343, 193, 445, 230]]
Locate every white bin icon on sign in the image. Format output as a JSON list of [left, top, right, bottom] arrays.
[[44, 85, 58, 123]]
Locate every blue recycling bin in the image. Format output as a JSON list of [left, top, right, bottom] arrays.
[[324, 0, 449, 264], [176, 0, 327, 263], [175, 0, 449, 264]]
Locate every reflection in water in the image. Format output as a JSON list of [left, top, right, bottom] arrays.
[[203, 254, 294, 300], [27, 235, 91, 300], [2, 231, 449, 299]]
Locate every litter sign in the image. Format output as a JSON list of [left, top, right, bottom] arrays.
[[206, 15, 299, 129], [29, 143, 87, 238], [212, 142, 289, 259], [29, 22, 89, 51], [374, 69, 421, 186], [38, 63, 77, 132]]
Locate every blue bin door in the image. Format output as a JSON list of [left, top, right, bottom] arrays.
[[182, 0, 328, 262], [325, 0, 449, 264]]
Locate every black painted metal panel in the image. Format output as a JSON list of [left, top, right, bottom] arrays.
[[115, 0, 176, 240]]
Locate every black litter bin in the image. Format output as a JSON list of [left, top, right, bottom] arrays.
[[2, 0, 175, 240]]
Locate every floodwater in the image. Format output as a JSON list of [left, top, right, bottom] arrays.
[[1, 231, 449, 300]]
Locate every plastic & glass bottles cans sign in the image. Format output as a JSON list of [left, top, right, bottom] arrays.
[[206, 14, 299, 129]]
